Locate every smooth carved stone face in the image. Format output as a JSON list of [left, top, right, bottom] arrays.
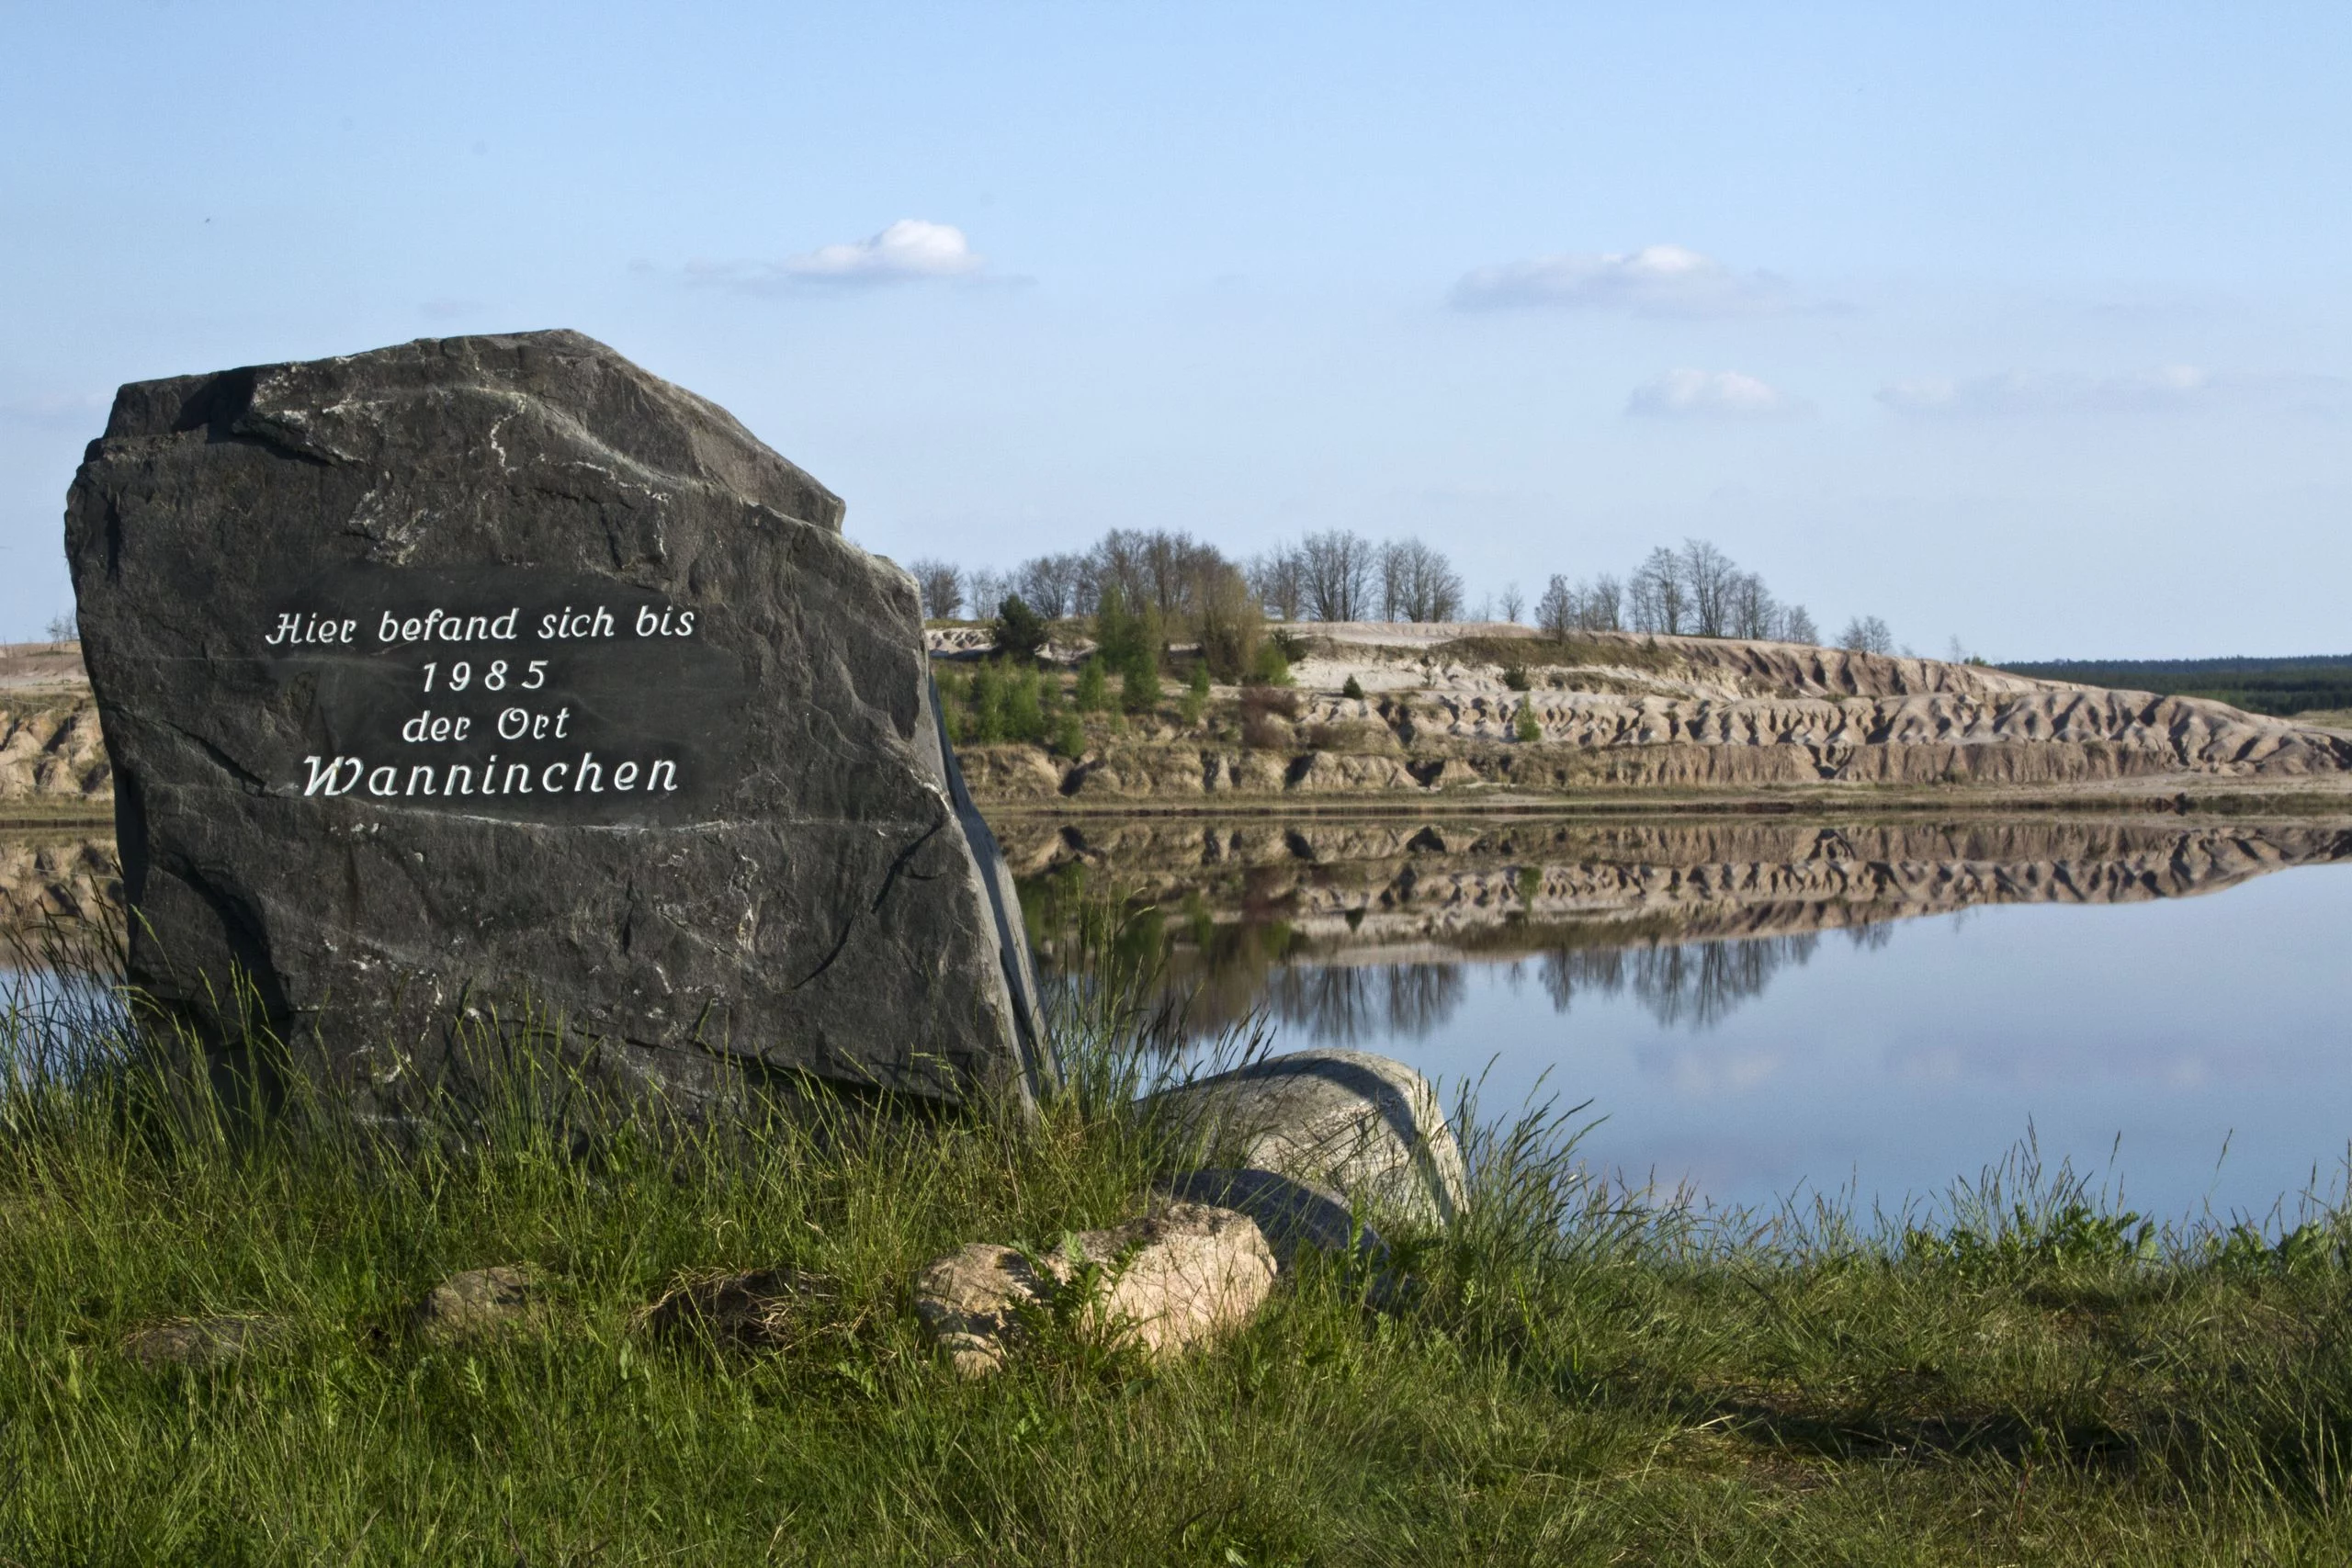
[[65, 330, 1046, 1111]]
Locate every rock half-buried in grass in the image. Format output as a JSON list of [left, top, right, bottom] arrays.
[[913, 1201, 1276, 1377], [1147, 1048, 1469, 1226]]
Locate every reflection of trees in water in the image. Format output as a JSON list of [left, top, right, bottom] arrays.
[[1023, 858, 1888, 1042], [1262, 963, 1467, 1046], [1258, 930, 1823, 1043], [1537, 931, 1821, 1030]]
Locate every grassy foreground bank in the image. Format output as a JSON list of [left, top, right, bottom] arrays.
[[4, 950, 2352, 1563]]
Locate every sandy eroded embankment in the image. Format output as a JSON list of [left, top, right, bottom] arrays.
[[951, 625, 2352, 805]]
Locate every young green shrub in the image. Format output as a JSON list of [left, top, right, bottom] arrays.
[[966, 660, 1006, 743], [1120, 660, 1161, 716], [1093, 587, 1156, 676], [1340, 674, 1364, 701], [1179, 663, 1210, 726], [1001, 662, 1047, 743], [1246, 640, 1291, 687], [1501, 664, 1532, 692], [1513, 702, 1542, 743], [1074, 656, 1110, 713], [1053, 711, 1088, 759], [992, 594, 1051, 663]]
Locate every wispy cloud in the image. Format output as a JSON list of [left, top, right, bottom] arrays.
[[1626, 368, 1806, 420], [1453, 243, 1792, 316], [689, 219, 988, 293], [1878, 366, 2350, 417]]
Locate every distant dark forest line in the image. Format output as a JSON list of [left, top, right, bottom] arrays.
[[1999, 655, 2352, 717]]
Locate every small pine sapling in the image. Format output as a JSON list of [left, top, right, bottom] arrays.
[[1180, 663, 1211, 725], [1074, 657, 1109, 713]]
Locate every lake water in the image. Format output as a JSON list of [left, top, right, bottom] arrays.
[[1008, 814, 2352, 1224], [7, 817, 2348, 1223]]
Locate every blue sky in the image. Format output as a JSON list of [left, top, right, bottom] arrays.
[[5, 2, 2347, 657]]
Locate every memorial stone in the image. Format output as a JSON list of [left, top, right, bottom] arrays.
[[64, 330, 1049, 1111]]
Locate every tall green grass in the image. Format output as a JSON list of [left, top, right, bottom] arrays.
[[4, 915, 2351, 1564]]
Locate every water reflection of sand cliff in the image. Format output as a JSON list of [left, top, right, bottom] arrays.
[[1012, 816, 2352, 1037], [11, 818, 2346, 1042], [0, 833, 118, 936]]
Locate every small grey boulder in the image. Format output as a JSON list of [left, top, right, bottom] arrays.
[[1147, 1049, 1469, 1226], [1156, 1167, 1382, 1274]]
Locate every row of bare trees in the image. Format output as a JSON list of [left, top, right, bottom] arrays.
[[912, 529, 1471, 626], [910, 531, 1243, 624], [1244, 533, 1466, 624], [1534, 540, 1820, 644], [910, 529, 1266, 678], [911, 529, 1895, 653]]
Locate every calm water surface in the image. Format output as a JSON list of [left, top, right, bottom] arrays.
[[1295, 874, 2352, 1221], [1012, 815, 2352, 1222]]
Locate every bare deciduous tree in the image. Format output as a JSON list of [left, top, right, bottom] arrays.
[[1535, 576, 1575, 638], [1380, 537, 1464, 622], [1727, 571, 1777, 640], [1777, 604, 1819, 645], [1579, 574, 1623, 631], [1498, 581, 1525, 623], [968, 569, 1012, 620], [1838, 615, 1894, 655], [1628, 547, 1689, 635], [1013, 553, 1086, 618], [1299, 530, 1376, 621], [908, 558, 964, 620], [1679, 539, 1739, 637], [1536, 574, 1626, 637], [1248, 545, 1307, 621]]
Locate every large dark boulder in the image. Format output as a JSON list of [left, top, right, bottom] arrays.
[[65, 330, 1048, 1111]]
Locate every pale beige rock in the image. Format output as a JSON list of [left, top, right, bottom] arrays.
[[1148, 1049, 1469, 1227], [913, 1243, 1047, 1377], [912, 1201, 1276, 1377], [414, 1264, 543, 1341]]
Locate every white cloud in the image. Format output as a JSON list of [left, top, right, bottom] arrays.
[[1453, 243, 1791, 316], [686, 220, 988, 293], [1878, 366, 2349, 417], [1626, 368, 1805, 420], [782, 218, 984, 279]]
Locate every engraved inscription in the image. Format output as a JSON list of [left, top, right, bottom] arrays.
[[262, 566, 744, 822]]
